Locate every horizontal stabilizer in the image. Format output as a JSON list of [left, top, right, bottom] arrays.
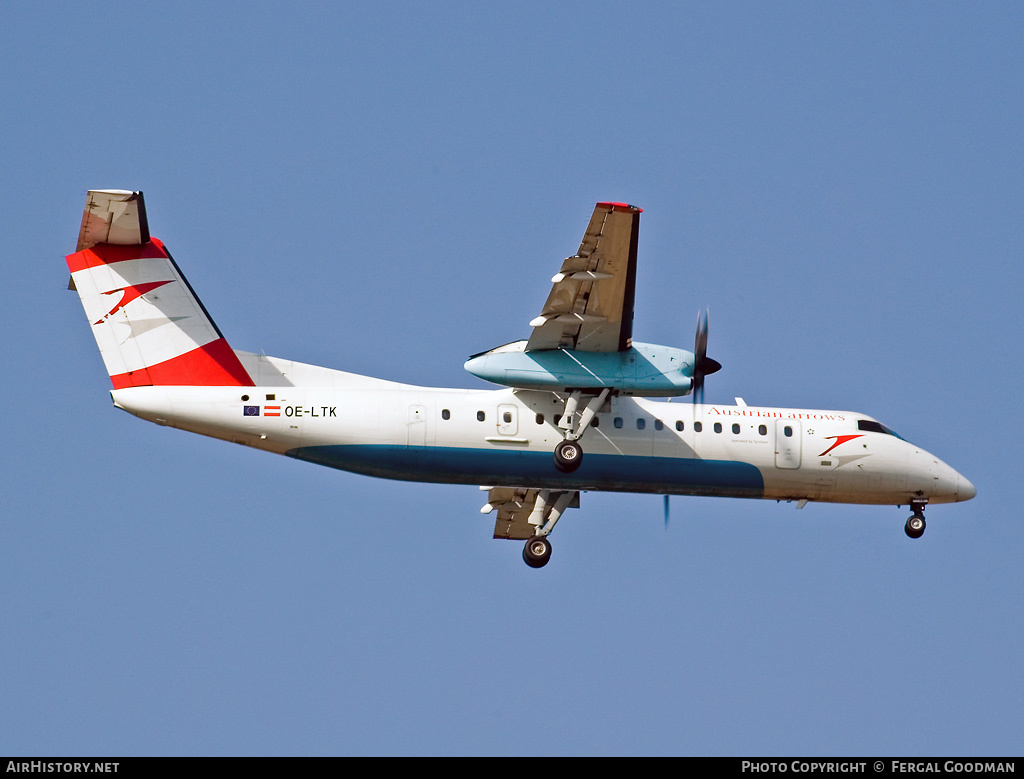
[[77, 190, 150, 251]]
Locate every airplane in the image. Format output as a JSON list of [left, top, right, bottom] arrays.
[[66, 190, 976, 568]]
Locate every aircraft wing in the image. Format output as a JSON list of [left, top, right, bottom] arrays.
[[482, 487, 579, 540], [525, 202, 642, 353]]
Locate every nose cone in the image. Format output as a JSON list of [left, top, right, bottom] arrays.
[[958, 474, 977, 502], [924, 452, 976, 504]]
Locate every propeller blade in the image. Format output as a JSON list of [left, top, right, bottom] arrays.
[[694, 308, 708, 361], [692, 308, 720, 404]]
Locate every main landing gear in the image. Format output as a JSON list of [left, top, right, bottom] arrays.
[[523, 536, 552, 568], [553, 440, 582, 471], [521, 489, 575, 568], [553, 388, 610, 473], [905, 500, 927, 539]]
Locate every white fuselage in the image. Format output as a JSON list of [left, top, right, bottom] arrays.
[[109, 374, 973, 507], [65, 191, 975, 560]]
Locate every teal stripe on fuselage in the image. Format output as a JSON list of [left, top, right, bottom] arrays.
[[285, 445, 765, 497]]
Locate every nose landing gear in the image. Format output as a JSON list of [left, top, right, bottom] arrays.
[[905, 514, 926, 538], [905, 500, 927, 539]]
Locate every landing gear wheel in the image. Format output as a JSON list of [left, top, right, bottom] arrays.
[[905, 514, 926, 539], [553, 440, 583, 473], [523, 536, 552, 568]]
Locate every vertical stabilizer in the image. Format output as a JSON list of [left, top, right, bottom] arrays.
[[66, 190, 253, 389]]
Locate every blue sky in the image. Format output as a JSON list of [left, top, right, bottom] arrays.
[[2, 2, 1022, 756]]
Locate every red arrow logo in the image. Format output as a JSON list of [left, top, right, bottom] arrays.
[[94, 280, 174, 324], [818, 434, 864, 457]]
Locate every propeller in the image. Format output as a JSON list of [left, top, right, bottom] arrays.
[[692, 308, 722, 405], [664, 494, 670, 530]]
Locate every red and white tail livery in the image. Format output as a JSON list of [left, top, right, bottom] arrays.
[[66, 190, 252, 389]]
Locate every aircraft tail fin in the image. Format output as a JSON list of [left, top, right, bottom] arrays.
[[66, 190, 254, 389]]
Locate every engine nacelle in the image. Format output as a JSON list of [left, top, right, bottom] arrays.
[[464, 340, 694, 397]]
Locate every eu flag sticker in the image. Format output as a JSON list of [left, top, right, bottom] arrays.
[[243, 405, 260, 416]]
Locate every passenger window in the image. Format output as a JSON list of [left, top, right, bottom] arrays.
[[714, 422, 722, 433], [637, 418, 646, 430], [503, 411, 512, 424], [441, 409, 450, 420], [694, 422, 702, 432], [477, 411, 485, 422], [675, 420, 684, 431], [536, 413, 544, 425], [654, 419, 663, 431], [784, 426, 793, 437], [614, 417, 623, 429], [732, 423, 740, 434], [759, 424, 767, 436]]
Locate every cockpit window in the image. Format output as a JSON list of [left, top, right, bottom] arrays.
[[857, 419, 905, 440]]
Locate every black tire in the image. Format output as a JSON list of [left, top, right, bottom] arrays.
[[553, 440, 583, 473], [523, 536, 552, 568], [905, 514, 926, 539]]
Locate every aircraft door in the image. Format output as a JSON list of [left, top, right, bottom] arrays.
[[408, 404, 427, 447], [774, 419, 801, 469], [497, 404, 518, 436]]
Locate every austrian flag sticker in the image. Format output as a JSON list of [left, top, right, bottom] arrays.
[[242, 405, 282, 417]]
